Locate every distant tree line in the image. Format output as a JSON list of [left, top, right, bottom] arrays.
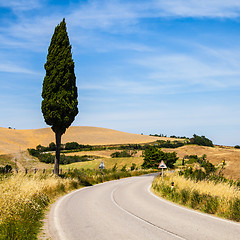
[[149, 133, 188, 139], [28, 148, 96, 165], [189, 134, 214, 147], [28, 134, 214, 163], [110, 150, 136, 158], [149, 133, 214, 147]]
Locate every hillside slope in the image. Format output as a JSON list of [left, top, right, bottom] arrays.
[[163, 145, 240, 180], [0, 126, 170, 155]]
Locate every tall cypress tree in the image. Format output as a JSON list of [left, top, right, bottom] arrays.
[[42, 18, 78, 175]]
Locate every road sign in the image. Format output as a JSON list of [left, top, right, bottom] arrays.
[[158, 160, 167, 181], [158, 160, 167, 169], [99, 161, 105, 170]]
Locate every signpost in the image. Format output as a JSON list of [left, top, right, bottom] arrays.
[[99, 161, 105, 174], [158, 160, 167, 180]]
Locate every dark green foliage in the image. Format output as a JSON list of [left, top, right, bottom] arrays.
[[0, 165, 12, 174], [234, 145, 240, 149], [131, 163, 137, 171], [190, 134, 214, 147], [180, 189, 190, 204], [48, 142, 56, 151], [27, 148, 93, 165], [110, 150, 132, 158], [119, 144, 144, 150], [41, 18, 78, 135], [141, 146, 178, 169], [121, 164, 127, 172], [41, 18, 78, 175], [150, 133, 167, 137], [203, 195, 219, 214], [112, 163, 118, 172], [179, 154, 216, 181], [65, 142, 80, 150], [190, 190, 202, 208], [156, 140, 184, 148], [229, 198, 240, 221]]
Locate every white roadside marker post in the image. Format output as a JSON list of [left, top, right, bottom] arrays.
[[99, 161, 105, 180]]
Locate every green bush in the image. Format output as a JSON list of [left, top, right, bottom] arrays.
[[111, 151, 132, 158], [180, 188, 190, 204], [203, 194, 219, 214], [229, 198, 240, 221], [0, 165, 12, 174], [131, 163, 137, 171], [190, 190, 202, 209], [121, 165, 127, 172]]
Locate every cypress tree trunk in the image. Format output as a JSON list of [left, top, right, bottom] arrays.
[[54, 131, 62, 175]]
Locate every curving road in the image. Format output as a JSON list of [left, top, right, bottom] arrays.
[[47, 174, 240, 240]]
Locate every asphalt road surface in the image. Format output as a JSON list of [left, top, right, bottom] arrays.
[[48, 174, 240, 240]]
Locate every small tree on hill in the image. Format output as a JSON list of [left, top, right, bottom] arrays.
[[41, 18, 78, 175], [141, 146, 178, 169]]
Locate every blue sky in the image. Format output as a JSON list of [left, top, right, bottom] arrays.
[[1, 0, 240, 146]]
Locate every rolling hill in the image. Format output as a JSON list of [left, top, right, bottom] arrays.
[[0, 126, 169, 155]]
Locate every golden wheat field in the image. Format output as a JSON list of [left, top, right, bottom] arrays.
[[0, 126, 240, 179], [0, 126, 168, 155]]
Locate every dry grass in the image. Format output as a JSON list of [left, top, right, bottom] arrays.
[[0, 173, 79, 239], [158, 172, 240, 200], [152, 172, 240, 220], [61, 157, 144, 171], [163, 145, 240, 180], [0, 126, 172, 155], [65, 149, 143, 158]]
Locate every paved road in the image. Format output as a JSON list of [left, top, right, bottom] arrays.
[[48, 174, 240, 240]]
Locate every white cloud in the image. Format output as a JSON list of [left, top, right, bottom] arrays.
[[0, 0, 43, 11], [132, 49, 240, 91], [153, 0, 240, 18], [0, 63, 39, 74]]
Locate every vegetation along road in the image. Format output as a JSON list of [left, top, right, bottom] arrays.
[[47, 174, 240, 240]]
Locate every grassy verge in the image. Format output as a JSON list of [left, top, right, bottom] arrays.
[[152, 172, 240, 222], [0, 168, 155, 239]]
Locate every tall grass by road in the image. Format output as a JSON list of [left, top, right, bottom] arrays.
[[0, 168, 155, 239], [152, 172, 240, 221], [0, 173, 79, 240]]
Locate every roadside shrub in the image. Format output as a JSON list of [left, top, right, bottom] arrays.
[[131, 163, 137, 171], [229, 198, 240, 221], [111, 150, 132, 158], [190, 190, 202, 209], [112, 163, 118, 172], [121, 164, 127, 172], [0, 165, 12, 174], [180, 188, 190, 204], [203, 195, 219, 214], [152, 173, 240, 222]]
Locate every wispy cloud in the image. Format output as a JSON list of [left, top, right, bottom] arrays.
[[153, 0, 240, 18], [132, 49, 240, 91], [0, 0, 43, 11], [0, 63, 40, 74]]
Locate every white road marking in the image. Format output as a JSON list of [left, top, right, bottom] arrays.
[[111, 186, 186, 240]]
